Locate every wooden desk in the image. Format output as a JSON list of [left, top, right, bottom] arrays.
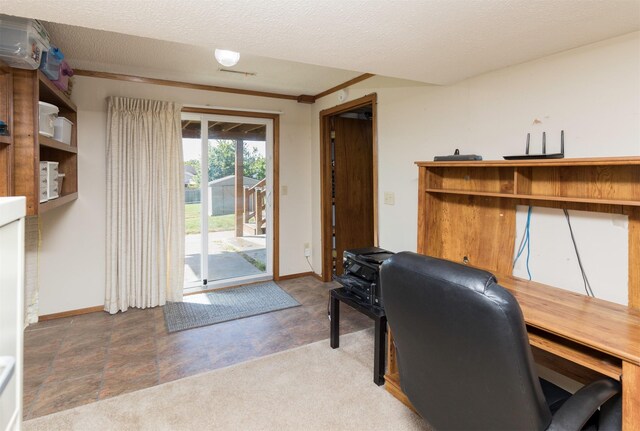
[[386, 157, 640, 430], [385, 275, 640, 430]]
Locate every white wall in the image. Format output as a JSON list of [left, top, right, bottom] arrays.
[[37, 31, 639, 314], [38, 77, 312, 315], [310, 32, 640, 305]]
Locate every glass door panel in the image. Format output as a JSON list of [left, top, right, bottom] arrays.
[[206, 120, 268, 282], [182, 118, 203, 287], [182, 113, 272, 290]]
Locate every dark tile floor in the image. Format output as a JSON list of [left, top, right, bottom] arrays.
[[23, 277, 373, 420]]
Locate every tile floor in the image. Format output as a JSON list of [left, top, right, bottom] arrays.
[[23, 277, 373, 420]]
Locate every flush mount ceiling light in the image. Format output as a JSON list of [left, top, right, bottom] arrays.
[[214, 49, 240, 67]]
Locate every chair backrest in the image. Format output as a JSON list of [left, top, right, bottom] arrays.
[[380, 252, 551, 430]]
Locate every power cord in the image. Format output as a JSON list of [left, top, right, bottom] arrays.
[[563, 209, 595, 297], [513, 206, 533, 280], [305, 255, 316, 273]]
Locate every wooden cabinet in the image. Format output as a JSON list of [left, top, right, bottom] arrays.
[[11, 69, 77, 215], [0, 62, 13, 196]]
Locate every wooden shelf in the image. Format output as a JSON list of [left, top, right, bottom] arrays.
[[425, 188, 640, 207], [37, 70, 76, 111], [527, 328, 621, 380], [39, 192, 78, 213], [0, 61, 12, 196], [416, 156, 640, 168], [423, 159, 640, 209], [39, 134, 78, 153], [10, 68, 78, 215]]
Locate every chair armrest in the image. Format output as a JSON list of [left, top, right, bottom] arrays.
[[547, 378, 620, 431]]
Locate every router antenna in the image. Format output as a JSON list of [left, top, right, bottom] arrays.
[[525, 133, 530, 155], [542, 132, 546, 154], [561, 130, 564, 155]]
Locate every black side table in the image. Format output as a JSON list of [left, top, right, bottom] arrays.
[[329, 287, 387, 386]]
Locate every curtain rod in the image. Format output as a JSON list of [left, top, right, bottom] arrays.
[[182, 104, 283, 114]]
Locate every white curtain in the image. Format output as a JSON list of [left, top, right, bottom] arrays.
[[105, 97, 184, 314]]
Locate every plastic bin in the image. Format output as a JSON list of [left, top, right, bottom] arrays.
[[40, 46, 64, 80], [0, 15, 50, 69], [57, 173, 65, 196], [52, 60, 73, 92], [53, 117, 73, 145], [38, 101, 58, 137]]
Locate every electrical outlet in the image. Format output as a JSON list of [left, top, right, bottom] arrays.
[[281, 185, 288, 196], [304, 242, 311, 257], [384, 191, 395, 205]]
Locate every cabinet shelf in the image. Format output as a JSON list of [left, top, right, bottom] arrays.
[[423, 158, 640, 209], [37, 70, 76, 112], [39, 192, 78, 213], [0, 61, 12, 196], [425, 188, 640, 207], [416, 156, 640, 168], [39, 134, 77, 153]]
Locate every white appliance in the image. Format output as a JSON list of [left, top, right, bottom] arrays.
[[0, 197, 25, 431]]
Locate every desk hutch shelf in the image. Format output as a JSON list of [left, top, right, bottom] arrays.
[[385, 157, 640, 431], [11, 69, 78, 216], [417, 157, 640, 307]]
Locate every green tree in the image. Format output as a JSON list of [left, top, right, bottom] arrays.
[[243, 146, 266, 180], [208, 140, 236, 180], [206, 140, 266, 181], [184, 159, 201, 188]]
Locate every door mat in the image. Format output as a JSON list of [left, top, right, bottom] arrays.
[[163, 281, 300, 332]]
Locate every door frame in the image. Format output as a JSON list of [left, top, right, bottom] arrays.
[[181, 107, 281, 282], [319, 93, 378, 281]]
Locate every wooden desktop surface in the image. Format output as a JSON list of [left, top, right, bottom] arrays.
[[498, 274, 640, 367]]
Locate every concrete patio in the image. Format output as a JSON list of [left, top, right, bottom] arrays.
[[184, 230, 267, 285]]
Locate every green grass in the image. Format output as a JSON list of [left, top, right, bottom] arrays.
[[185, 203, 235, 235]]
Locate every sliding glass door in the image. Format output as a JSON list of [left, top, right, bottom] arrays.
[[182, 113, 273, 290]]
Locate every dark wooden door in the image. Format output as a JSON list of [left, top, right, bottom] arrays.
[[333, 117, 374, 275]]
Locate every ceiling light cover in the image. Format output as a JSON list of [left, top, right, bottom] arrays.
[[215, 49, 240, 67]]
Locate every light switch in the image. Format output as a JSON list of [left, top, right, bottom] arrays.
[[384, 192, 395, 205], [281, 185, 288, 196]]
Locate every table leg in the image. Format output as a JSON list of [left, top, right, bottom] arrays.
[[330, 293, 339, 349], [374, 315, 387, 386]]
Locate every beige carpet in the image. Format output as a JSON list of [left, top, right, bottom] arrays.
[[24, 329, 428, 431]]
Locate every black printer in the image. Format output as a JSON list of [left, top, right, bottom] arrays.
[[334, 246, 394, 308]]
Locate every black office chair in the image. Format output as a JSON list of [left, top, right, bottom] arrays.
[[380, 252, 621, 431]]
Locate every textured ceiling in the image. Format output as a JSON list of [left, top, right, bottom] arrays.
[[4, 0, 640, 85], [41, 22, 364, 96]]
